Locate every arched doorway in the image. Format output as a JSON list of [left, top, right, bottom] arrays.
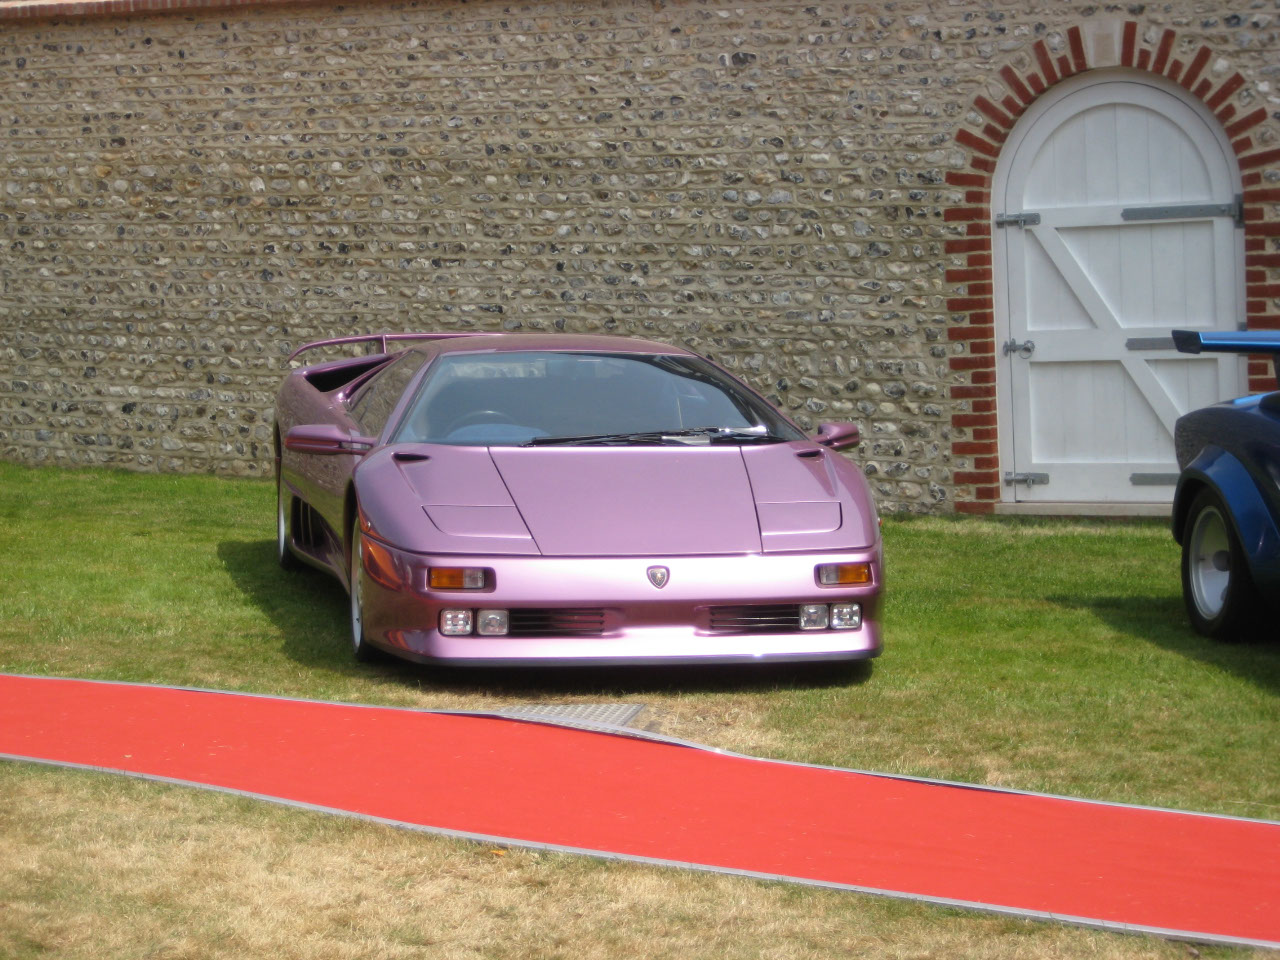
[[993, 69, 1245, 505]]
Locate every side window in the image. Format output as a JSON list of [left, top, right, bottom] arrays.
[[348, 351, 429, 437]]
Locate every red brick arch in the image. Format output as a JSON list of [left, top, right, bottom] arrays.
[[945, 21, 1280, 513]]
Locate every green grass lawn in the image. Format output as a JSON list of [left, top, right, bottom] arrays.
[[1, 461, 1277, 958]]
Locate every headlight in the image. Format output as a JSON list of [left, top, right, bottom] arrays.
[[799, 604, 830, 630], [476, 609, 510, 636], [830, 603, 862, 630], [440, 609, 474, 635]]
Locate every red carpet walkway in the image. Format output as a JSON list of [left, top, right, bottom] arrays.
[[2, 674, 1277, 949]]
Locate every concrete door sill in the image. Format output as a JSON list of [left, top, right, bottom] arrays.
[[994, 501, 1172, 518]]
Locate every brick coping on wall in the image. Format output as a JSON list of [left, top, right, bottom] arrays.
[[0, 0, 304, 19], [945, 20, 1280, 514]]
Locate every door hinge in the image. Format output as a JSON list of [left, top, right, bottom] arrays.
[[1004, 471, 1050, 486], [1002, 338, 1036, 358], [1120, 194, 1244, 228], [995, 211, 1041, 228], [1124, 337, 1176, 351]]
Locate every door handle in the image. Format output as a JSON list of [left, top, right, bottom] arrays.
[[1002, 339, 1035, 359]]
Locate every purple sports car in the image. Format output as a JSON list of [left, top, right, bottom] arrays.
[[274, 333, 883, 666]]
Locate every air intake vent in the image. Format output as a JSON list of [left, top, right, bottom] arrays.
[[708, 604, 801, 634], [292, 498, 326, 550], [508, 608, 607, 637]]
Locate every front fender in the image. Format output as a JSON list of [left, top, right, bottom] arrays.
[[1173, 446, 1280, 587]]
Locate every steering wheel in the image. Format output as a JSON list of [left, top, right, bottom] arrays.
[[445, 410, 519, 433]]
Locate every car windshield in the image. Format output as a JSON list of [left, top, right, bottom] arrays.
[[390, 351, 805, 447]]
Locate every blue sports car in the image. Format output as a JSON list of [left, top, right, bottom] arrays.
[[1171, 330, 1280, 640]]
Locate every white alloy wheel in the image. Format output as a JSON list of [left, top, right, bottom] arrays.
[[349, 524, 377, 662], [277, 481, 288, 559], [1180, 488, 1261, 641], [276, 478, 301, 571], [1187, 504, 1231, 620], [351, 528, 364, 652]]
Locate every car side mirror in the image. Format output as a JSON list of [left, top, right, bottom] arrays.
[[284, 424, 376, 455], [814, 422, 860, 451]]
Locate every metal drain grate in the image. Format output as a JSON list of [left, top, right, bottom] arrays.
[[492, 702, 646, 733]]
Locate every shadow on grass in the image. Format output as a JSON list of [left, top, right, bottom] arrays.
[[217, 539, 874, 699], [1048, 593, 1280, 696], [215, 541, 351, 668]]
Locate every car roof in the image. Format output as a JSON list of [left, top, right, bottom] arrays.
[[410, 333, 693, 358]]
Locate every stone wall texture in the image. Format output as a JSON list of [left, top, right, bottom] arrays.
[[1, 0, 1278, 512]]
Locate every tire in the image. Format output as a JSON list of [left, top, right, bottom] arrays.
[[348, 521, 380, 663], [1180, 488, 1262, 641], [276, 475, 302, 571]]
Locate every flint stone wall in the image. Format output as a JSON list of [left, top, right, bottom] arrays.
[[1, 0, 1278, 512]]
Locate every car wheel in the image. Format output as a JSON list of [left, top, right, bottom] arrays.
[[276, 476, 302, 571], [348, 522, 380, 662], [1181, 488, 1261, 641]]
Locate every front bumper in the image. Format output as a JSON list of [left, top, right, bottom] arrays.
[[358, 541, 883, 666]]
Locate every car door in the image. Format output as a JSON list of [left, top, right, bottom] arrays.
[[311, 349, 431, 541]]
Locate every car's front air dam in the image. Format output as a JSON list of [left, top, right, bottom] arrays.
[[392, 622, 882, 666], [358, 545, 882, 666]]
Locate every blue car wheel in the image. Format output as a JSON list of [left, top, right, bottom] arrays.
[[1180, 488, 1262, 641]]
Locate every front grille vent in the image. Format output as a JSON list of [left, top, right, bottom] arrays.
[[708, 604, 801, 634], [508, 608, 607, 637]]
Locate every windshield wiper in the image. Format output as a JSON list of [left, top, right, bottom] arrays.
[[691, 425, 786, 443], [524, 426, 786, 447], [525, 431, 677, 446], [641, 425, 787, 443]]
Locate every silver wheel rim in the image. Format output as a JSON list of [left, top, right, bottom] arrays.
[[350, 530, 364, 653], [276, 481, 288, 561], [1189, 505, 1231, 619]]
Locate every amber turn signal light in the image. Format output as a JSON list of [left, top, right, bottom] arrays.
[[816, 562, 872, 586], [428, 567, 487, 590]]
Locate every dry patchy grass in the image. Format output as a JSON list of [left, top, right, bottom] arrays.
[[0, 764, 1239, 960]]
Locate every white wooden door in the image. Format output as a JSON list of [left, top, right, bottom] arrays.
[[994, 72, 1244, 504]]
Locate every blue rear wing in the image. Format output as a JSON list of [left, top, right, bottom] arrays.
[[1173, 329, 1280, 391], [1172, 329, 1280, 355]]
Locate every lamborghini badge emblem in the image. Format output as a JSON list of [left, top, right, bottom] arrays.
[[646, 566, 670, 589]]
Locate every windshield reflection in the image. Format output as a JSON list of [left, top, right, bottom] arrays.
[[391, 351, 804, 447]]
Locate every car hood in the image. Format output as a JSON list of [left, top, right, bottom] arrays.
[[489, 447, 760, 556], [356, 442, 878, 556]]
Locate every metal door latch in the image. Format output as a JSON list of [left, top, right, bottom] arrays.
[[1002, 339, 1035, 358], [1004, 472, 1050, 486], [995, 211, 1041, 228]]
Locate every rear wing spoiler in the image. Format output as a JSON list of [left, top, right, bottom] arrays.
[[286, 332, 500, 363], [1173, 329, 1280, 389], [1172, 329, 1280, 355]]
